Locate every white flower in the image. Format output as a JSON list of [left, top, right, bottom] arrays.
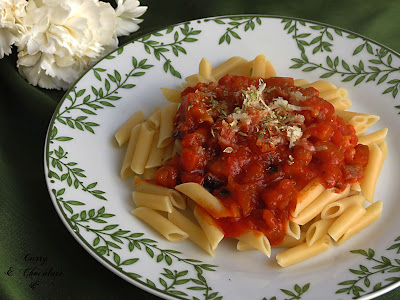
[[16, 0, 118, 90], [0, 0, 27, 58], [115, 0, 147, 37]]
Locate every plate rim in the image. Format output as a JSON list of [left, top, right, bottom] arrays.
[[43, 14, 400, 300]]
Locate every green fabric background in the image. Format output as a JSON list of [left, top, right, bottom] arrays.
[[1, 0, 399, 299]]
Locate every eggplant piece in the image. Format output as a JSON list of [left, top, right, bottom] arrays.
[[202, 173, 224, 193]]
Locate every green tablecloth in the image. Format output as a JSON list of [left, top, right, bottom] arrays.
[[1, 0, 399, 299]]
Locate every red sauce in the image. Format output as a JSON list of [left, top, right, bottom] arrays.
[[154, 74, 369, 245]]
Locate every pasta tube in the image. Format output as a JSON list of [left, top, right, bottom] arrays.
[[120, 123, 143, 179], [115, 111, 145, 146], [132, 207, 188, 242], [142, 167, 158, 180], [292, 186, 350, 225], [158, 103, 179, 148], [193, 205, 224, 251], [236, 230, 271, 257], [301, 80, 336, 92], [238, 237, 297, 251], [286, 220, 301, 240], [337, 201, 383, 245], [276, 235, 332, 267], [147, 107, 161, 129], [131, 122, 155, 175], [292, 178, 325, 217], [168, 208, 214, 256], [145, 130, 166, 169], [357, 128, 388, 146], [175, 182, 235, 218], [212, 56, 249, 80], [134, 177, 186, 210], [319, 87, 347, 101], [251, 54, 267, 78], [161, 88, 182, 103], [264, 60, 277, 78], [132, 191, 173, 213], [360, 142, 384, 203], [294, 79, 310, 87], [198, 58, 214, 82], [320, 194, 365, 219], [329, 97, 352, 111], [306, 218, 336, 246], [328, 204, 366, 241]]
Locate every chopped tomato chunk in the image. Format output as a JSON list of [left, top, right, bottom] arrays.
[[155, 74, 367, 245]]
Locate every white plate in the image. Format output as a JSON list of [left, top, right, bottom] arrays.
[[44, 15, 400, 300]]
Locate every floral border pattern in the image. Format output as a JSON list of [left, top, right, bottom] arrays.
[[45, 16, 400, 300]]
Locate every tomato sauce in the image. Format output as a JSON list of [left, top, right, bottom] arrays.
[[154, 74, 369, 245]]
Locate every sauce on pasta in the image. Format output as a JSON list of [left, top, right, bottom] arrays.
[[154, 74, 369, 245]]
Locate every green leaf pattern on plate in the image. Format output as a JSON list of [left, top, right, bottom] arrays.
[[279, 19, 400, 100], [135, 23, 201, 78], [46, 52, 223, 299], [205, 16, 262, 45], [61, 202, 222, 299], [336, 236, 400, 298], [45, 16, 400, 299], [262, 283, 310, 300]]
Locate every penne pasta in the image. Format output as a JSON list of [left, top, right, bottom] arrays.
[[357, 128, 388, 146], [134, 177, 186, 210], [301, 80, 337, 92], [132, 207, 188, 242], [351, 182, 361, 192], [306, 218, 336, 246], [175, 182, 235, 218], [320, 194, 365, 220], [212, 56, 249, 80], [131, 122, 155, 175], [360, 142, 385, 203], [161, 141, 175, 165], [182, 74, 209, 88], [193, 205, 224, 251], [286, 220, 301, 240], [292, 186, 350, 225], [186, 196, 197, 211], [276, 235, 332, 267], [236, 230, 271, 257], [120, 123, 143, 179], [158, 103, 179, 148], [161, 88, 183, 103], [251, 54, 267, 78], [301, 215, 321, 233], [119, 55, 387, 268], [294, 78, 310, 87], [328, 97, 352, 111], [132, 191, 173, 213], [335, 110, 378, 124], [264, 60, 277, 78], [115, 111, 145, 146], [319, 87, 347, 101], [168, 207, 215, 256], [198, 57, 214, 82], [328, 204, 366, 241], [337, 201, 383, 245], [292, 178, 325, 217], [380, 140, 388, 161], [236, 240, 253, 251], [147, 107, 161, 129], [273, 232, 307, 248], [335, 110, 380, 136], [145, 130, 166, 169]]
